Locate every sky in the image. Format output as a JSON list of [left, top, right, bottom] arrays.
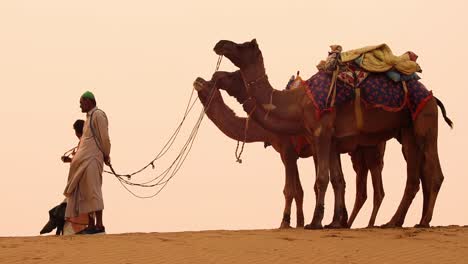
[[0, 0, 467, 236]]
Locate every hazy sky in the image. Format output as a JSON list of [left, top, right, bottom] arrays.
[[0, 1, 467, 236]]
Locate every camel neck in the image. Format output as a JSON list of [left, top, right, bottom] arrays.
[[245, 74, 269, 90], [241, 65, 267, 87], [198, 88, 276, 143], [240, 65, 305, 123], [240, 66, 273, 103]]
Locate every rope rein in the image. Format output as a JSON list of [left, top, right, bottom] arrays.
[[264, 90, 274, 120], [80, 55, 224, 198], [233, 73, 269, 163], [234, 103, 256, 163], [62, 146, 77, 158]]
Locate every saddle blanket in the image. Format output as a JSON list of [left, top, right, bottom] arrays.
[[304, 71, 433, 120]]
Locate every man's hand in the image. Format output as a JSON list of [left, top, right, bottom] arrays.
[[104, 156, 111, 166], [61, 156, 72, 163]]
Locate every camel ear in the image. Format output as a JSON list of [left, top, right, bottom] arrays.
[[251, 39, 258, 46]]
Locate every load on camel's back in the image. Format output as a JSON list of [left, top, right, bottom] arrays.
[[317, 43, 421, 81], [287, 43, 432, 129]]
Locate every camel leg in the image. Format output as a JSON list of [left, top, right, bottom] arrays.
[[367, 144, 385, 228], [325, 150, 348, 229], [279, 149, 301, 229], [417, 149, 430, 227], [414, 100, 444, 228], [305, 140, 330, 230], [347, 149, 368, 228], [294, 176, 305, 228], [290, 148, 305, 228], [419, 170, 430, 226], [305, 122, 333, 230], [416, 148, 443, 227], [313, 155, 319, 202], [280, 192, 293, 229], [292, 151, 310, 228], [382, 128, 421, 228]]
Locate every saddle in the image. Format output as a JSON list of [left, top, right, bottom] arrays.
[[315, 44, 421, 129]]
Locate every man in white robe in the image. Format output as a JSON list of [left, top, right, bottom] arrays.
[[64, 91, 111, 234]]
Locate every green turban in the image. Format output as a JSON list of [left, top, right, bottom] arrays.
[[81, 91, 95, 100]]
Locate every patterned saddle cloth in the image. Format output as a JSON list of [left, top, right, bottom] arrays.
[[304, 71, 433, 120]]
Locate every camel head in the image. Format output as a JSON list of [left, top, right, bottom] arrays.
[[194, 71, 250, 105], [211, 70, 249, 105], [214, 39, 263, 69], [193, 76, 210, 92], [193, 76, 217, 104]]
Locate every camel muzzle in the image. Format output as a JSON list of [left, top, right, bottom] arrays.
[[193, 78, 208, 91]]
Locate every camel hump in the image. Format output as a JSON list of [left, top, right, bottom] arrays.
[[285, 71, 306, 90]]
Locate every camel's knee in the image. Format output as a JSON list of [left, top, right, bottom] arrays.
[[433, 175, 444, 192], [330, 176, 345, 191], [283, 189, 294, 201], [315, 177, 329, 192], [288, 187, 304, 204], [423, 156, 444, 191], [295, 188, 304, 200], [374, 189, 385, 204], [356, 190, 368, 205], [407, 180, 420, 195]]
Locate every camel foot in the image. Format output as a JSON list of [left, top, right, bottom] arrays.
[[325, 221, 348, 229], [414, 223, 430, 228], [381, 222, 403, 229], [304, 223, 323, 230], [296, 216, 304, 228], [296, 216, 305, 228], [279, 221, 292, 229]]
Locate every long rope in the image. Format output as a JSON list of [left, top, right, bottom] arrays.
[[115, 78, 219, 198], [104, 87, 199, 179], [105, 56, 223, 198]]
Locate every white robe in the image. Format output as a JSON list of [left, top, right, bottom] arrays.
[[64, 107, 111, 218]]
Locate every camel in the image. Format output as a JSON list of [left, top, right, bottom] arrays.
[[213, 39, 453, 229], [194, 73, 305, 228], [194, 70, 386, 228]]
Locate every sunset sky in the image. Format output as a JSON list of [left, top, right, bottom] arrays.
[[0, 0, 466, 236]]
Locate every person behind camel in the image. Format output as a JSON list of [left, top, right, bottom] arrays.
[[40, 119, 85, 235], [61, 119, 85, 163], [62, 119, 98, 233], [64, 91, 111, 235]]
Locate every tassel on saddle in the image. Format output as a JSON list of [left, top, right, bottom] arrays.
[[323, 45, 365, 130]]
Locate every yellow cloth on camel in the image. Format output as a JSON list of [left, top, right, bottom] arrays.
[[340, 44, 421, 75]]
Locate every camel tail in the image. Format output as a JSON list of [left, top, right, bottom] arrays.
[[435, 96, 453, 129]]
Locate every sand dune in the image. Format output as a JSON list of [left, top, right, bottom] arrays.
[[1, 226, 467, 264]]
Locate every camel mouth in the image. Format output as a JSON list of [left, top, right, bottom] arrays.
[[211, 71, 232, 84], [214, 40, 235, 56], [193, 77, 209, 91]]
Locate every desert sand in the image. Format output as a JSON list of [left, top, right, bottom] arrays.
[[1, 226, 467, 264]]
